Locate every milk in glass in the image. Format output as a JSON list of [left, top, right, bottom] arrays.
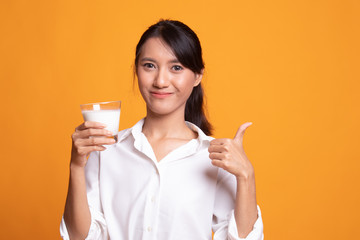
[[82, 109, 121, 136]]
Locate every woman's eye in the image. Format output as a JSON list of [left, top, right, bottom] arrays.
[[172, 65, 183, 71], [143, 63, 155, 69]]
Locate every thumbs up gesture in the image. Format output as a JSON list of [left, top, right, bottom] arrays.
[[209, 122, 254, 180]]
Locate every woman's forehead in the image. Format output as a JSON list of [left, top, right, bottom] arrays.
[[139, 37, 177, 60]]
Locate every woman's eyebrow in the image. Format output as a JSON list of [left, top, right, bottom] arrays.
[[168, 59, 180, 64], [139, 57, 156, 62], [139, 57, 180, 64]]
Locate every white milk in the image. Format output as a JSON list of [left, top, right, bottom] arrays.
[[82, 109, 121, 136]]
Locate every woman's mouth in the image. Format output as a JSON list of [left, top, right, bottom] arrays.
[[150, 91, 173, 98]]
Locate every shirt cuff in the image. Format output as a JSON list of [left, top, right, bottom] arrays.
[[228, 205, 264, 240], [59, 216, 70, 240], [59, 207, 108, 240]]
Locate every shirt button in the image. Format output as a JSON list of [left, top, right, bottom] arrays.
[[147, 226, 152, 232], [151, 196, 155, 202]]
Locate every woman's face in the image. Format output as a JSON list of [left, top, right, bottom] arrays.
[[136, 37, 202, 117]]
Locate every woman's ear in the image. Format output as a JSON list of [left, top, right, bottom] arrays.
[[194, 69, 204, 87]]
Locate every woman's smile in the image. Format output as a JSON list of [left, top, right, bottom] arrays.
[[150, 91, 174, 98]]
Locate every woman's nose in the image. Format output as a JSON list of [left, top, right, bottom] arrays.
[[153, 69, 170, 88]]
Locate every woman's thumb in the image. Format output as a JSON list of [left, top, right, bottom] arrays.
[[233, 122, 253, 141]]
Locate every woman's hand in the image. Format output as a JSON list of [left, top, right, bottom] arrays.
[[71, 121, 116, 168], [208, 122, 254, 180]]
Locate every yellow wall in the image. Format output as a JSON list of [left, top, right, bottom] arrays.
[[1, 0, 359, 239]]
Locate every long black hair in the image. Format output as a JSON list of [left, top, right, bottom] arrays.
[[135, 19, 213, 135]]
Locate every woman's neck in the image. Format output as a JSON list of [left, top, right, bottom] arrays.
[[142, 110, 197, 141]]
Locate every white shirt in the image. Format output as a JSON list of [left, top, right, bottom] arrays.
[[60, 119, 264, 240]]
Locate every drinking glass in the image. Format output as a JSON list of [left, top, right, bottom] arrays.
[[80, 101, 121, 140]]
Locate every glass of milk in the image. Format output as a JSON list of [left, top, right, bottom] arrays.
[[80, 101, 121, 140]]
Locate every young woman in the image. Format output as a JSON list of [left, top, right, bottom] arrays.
[[61, 20, 264, 240]]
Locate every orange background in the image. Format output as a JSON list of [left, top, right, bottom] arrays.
[[1, 0, 359, 239]]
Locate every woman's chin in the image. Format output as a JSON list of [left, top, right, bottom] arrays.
[[146, 107, 183, 118]]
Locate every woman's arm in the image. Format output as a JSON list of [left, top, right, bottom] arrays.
[[63, 164, 91, 240], [209, 122, 259, 238], [63, 121, 115, 240], [234, 174, 258, 237]]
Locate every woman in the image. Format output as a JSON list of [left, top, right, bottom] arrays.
[[61, 20, 264, 240]]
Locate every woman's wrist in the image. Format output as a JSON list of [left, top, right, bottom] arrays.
[[235, 166, 255, 182], [70, 160, 86, 172], [236, 175, 255, 186]]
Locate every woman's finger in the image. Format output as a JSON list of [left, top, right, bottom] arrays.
[[209, 151, 233, 161], [210, 138, 232, 146], [75, 128, 113, 139], [74, 145, 107, 156], [208, 144, 229, 153], [209, 152, 224, 160], [211, 159, 228, 169], [75, 121, 107, 131], [75, 136, 115, 147], [72, 129, 113, 144]]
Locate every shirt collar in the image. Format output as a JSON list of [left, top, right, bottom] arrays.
[[185, 121, 213, 146], [116, 118, 144, 143], [117, 118, 213, 146]]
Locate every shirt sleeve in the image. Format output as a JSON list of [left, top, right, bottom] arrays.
[[227, 206, 264, 240], [212, 168, 264, 240], [60, 151, 109, 240]]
